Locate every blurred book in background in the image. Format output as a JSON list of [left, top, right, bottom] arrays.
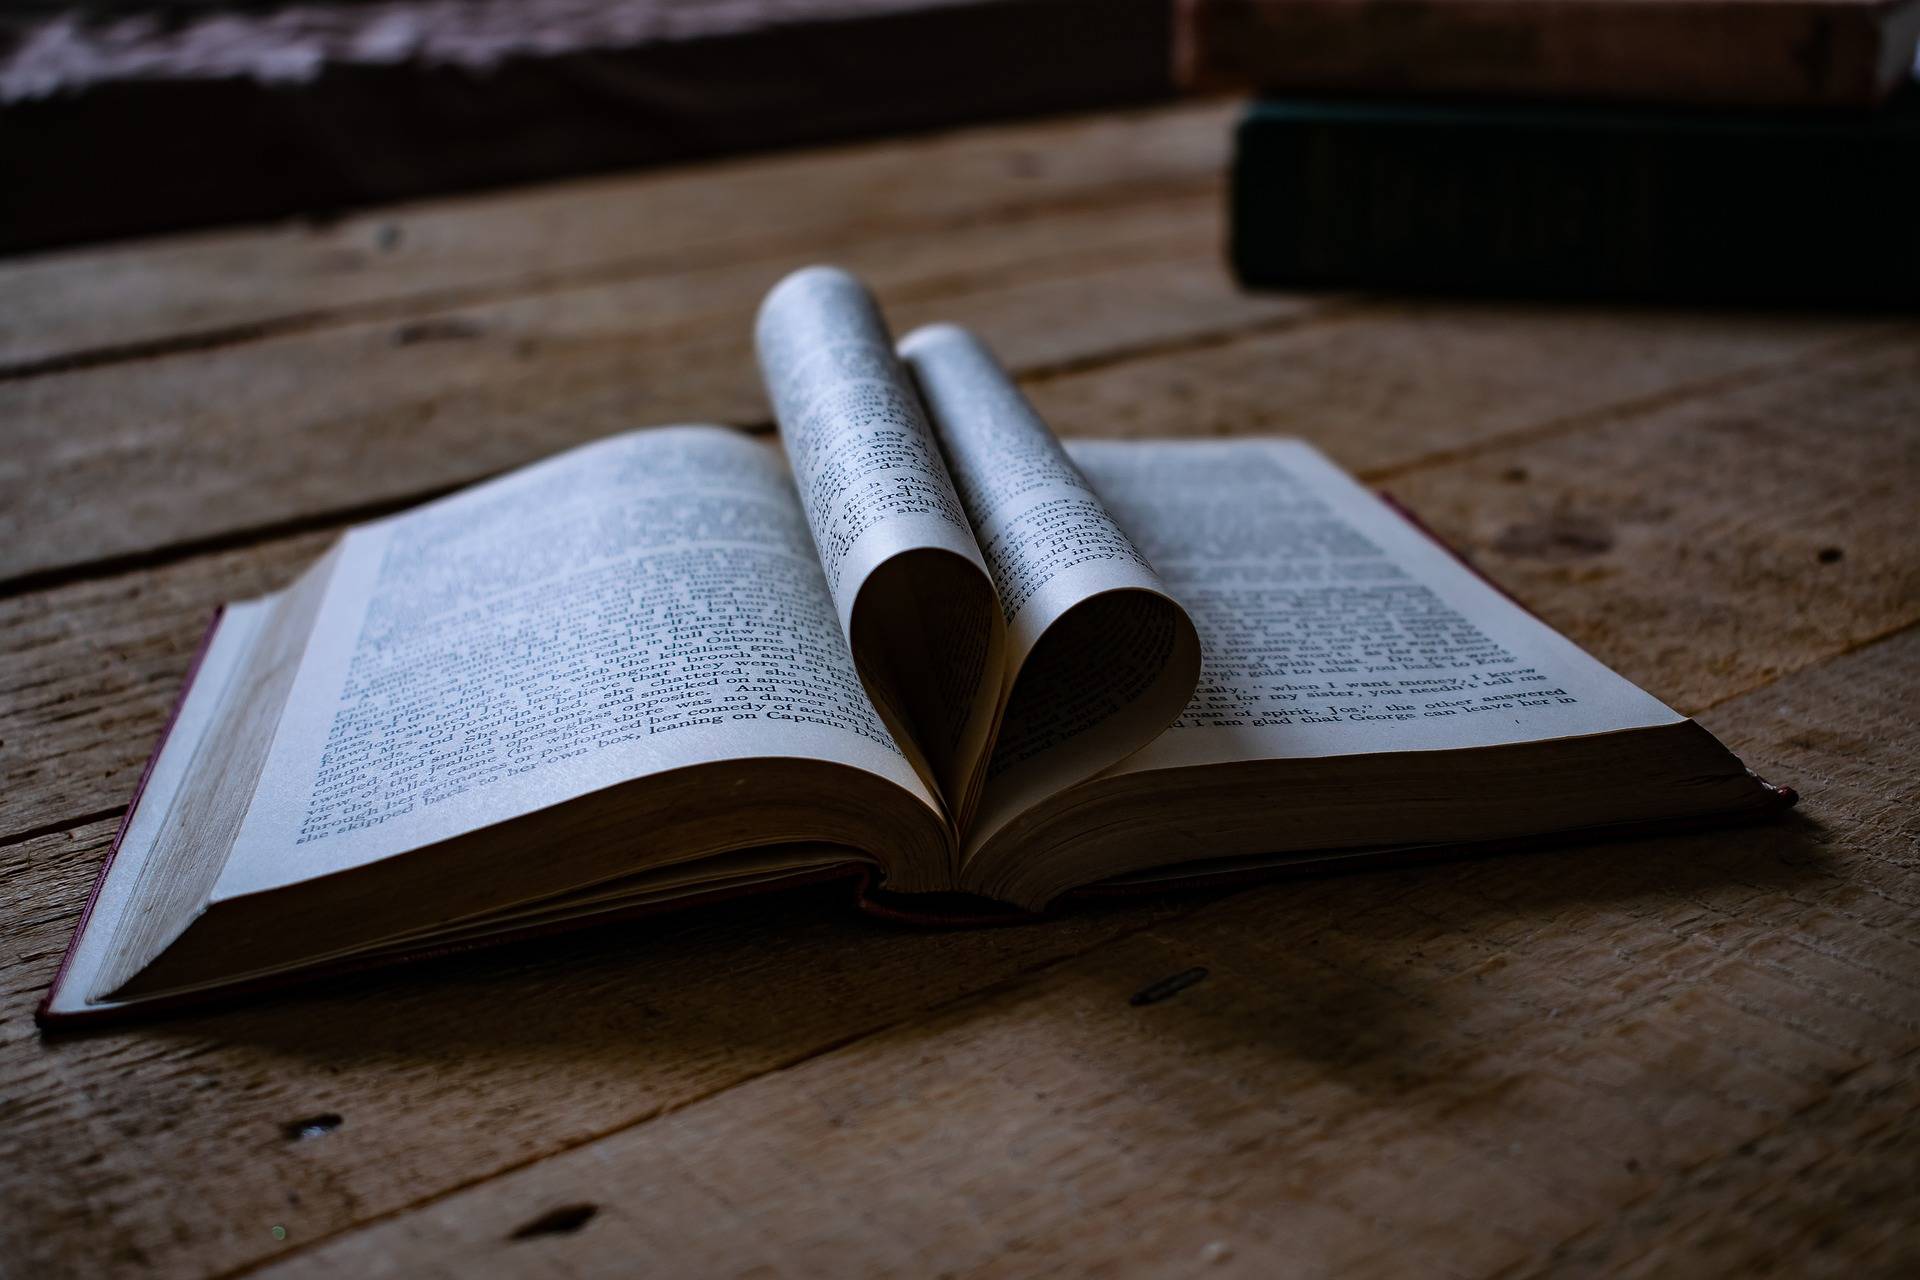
[[1229, 93, 1920, 305], [1181, 0, 1920, 107], [0, 0, 1173, 254], [1199, 0, 1920, 304]]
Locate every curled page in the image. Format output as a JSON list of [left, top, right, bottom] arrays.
[[756, 267, 1007, 827], [898, 324, 1200, 857]]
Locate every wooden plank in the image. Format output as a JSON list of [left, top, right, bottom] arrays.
[[1381, 333, 1920, 714], [4, 316, 1916, 840], [1552, 1050, 1920, 1275], [0, 101, 1232, 376], [1026, 298, 1898, 474], [3, 318, 1917, 1277], [0, 195, 1325, 590], [2, 267, 1890, 595], [1027, 308, 1920, 713], [3, 87, 1911, 1280], [0, 532, 332, 838], [241, 625, 1920, 1279], [0, 816, 1207, 1280]]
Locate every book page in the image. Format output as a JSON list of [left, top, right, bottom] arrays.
[[212, 426, 935, 902], [1068, 438, 1683, 776], [756, 267, 1006, 825], [898, 325, 1200, 854]]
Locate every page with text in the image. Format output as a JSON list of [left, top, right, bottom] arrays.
[[756, 267, 1006, 825], [1069, 438, 1682, 777], [213, 426, 933, 902], [900, 325, 1199, 855]]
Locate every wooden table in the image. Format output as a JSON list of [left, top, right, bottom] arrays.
[[3, 101, 1917, 1278]]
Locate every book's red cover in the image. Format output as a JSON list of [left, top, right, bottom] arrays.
[[35, 498, 1795, 1030], [37, 606, 227, 1030]]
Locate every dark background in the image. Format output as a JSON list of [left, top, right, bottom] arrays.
[[1, 0, 1173, 253]]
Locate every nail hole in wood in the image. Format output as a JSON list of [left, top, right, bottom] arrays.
[[282, 1113, 342, 1141], [510, 1204, 599, 1241], [1131, 966, 1209, 1006]]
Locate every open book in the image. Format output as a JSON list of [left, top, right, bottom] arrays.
[[42, 267, 1790, 1025]]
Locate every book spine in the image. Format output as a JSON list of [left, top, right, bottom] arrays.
[[35, 606, 227, 1029], [1229, 98, 1920, 306], [1179, 0, 1920, 108]]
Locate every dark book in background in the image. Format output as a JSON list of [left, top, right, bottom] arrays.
[[1180, 0, 1920, 109], [1229, 92, 1920, 306], [0, 0, 1172, 255]]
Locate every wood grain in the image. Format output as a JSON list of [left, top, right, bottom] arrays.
[[1027, 299, 1897, 473], [3, 328, 1915, 1276], [250, 626, 1920, 1279], [2, 96, 1915, 1280], [0, 815, 1209, 1280], [1384, 335, 1920, 715], [0, 532, 332, 838], [0, 261, 1887, 600], [0, 101, 1233, 375], [6, 319, 1915, 840], [0, 198, 1321, 590]]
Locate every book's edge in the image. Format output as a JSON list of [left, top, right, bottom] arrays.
[[856, 886, 1044, 928], [51, 784, 1803, 1026], [41, 489, 1804, 1021], [1379, 488, 1796, 800], [37, 860, 872, 1033], [1376, 491, 1537, 615], [1061, 784, 1799, 901], [865, 485, 1797, 922], [36, 605, 227, 1030], [1059, 486, 1794, 907], [855, 776, 1797, 924]]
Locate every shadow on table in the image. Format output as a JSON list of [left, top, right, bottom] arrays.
[[135, 805, 1837, 1074], [1040, 806, 1847, 1138]]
